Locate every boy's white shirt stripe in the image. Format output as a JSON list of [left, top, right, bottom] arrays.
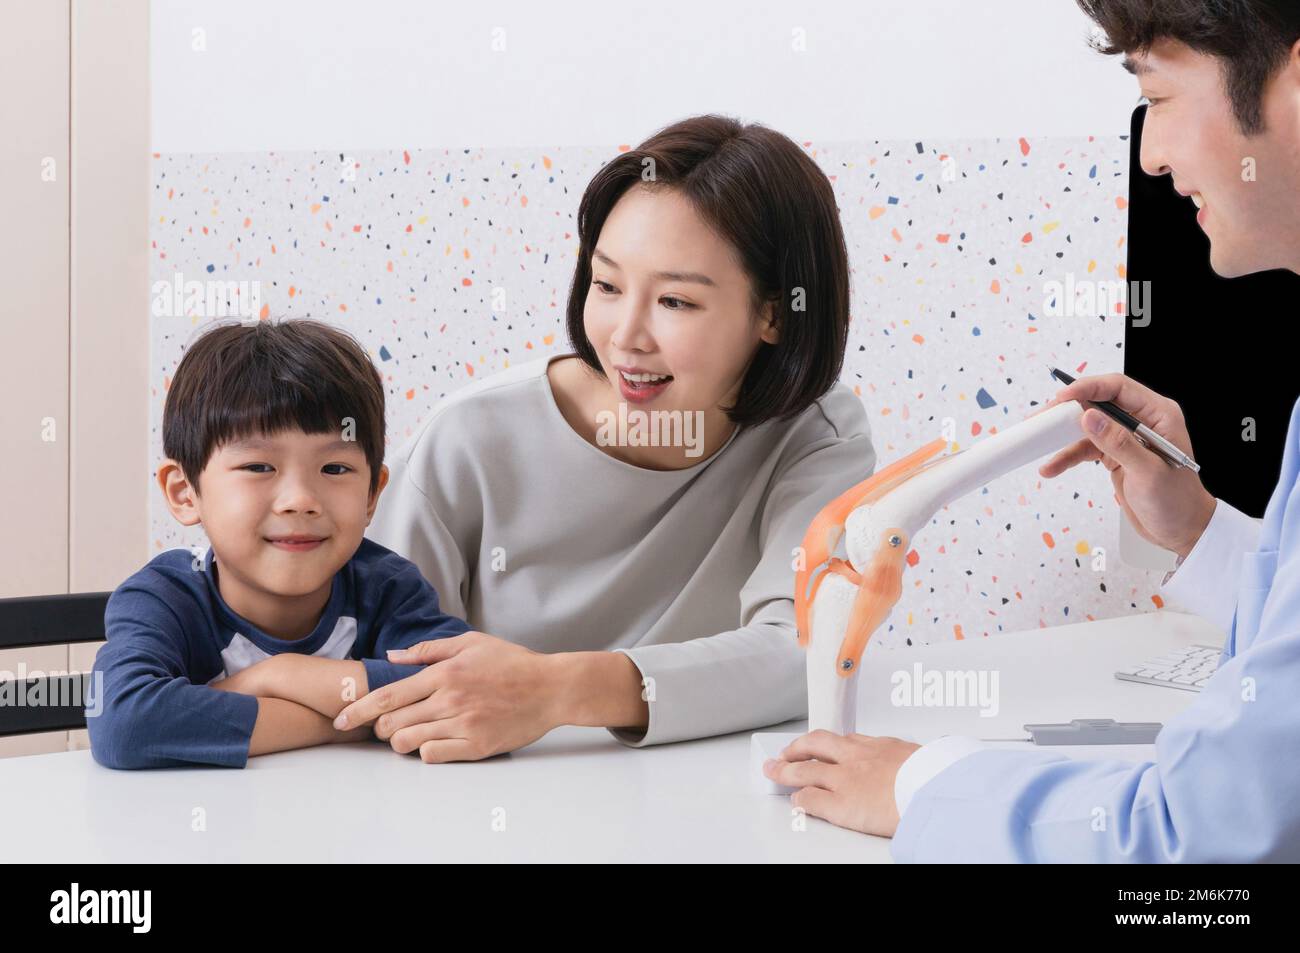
[[214, 616, 359, 681]]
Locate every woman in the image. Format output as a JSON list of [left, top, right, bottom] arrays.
[[338, 114, 876, 762]]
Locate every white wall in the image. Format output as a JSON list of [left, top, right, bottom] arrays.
[[152, 0, 1139, 152]]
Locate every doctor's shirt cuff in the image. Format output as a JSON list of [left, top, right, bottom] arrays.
[[1159, 498, 1262, 636], [894, 735, 987, 818]]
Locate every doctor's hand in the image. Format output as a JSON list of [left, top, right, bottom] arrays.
[[331, 631, 565, 762], [762, 731, 919, 838], [1039, 373, 1216, 559]]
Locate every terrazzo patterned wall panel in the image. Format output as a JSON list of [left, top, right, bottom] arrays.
[[150, 134, 1166, 648]]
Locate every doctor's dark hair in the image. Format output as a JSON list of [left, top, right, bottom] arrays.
[[162, 319, 386, 497], [565, 114, 850, 429], [1077, 0, 1300, 134]]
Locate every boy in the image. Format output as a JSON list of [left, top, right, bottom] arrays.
[[87, 319, 470, 768]]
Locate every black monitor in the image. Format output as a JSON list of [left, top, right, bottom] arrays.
[[1125, 105, 1299, 519]]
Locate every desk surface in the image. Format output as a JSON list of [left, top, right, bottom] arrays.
[[0, 611, 1219, 863]]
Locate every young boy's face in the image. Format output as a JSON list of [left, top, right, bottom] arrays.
[[1129, 38, 1300, 278], [163, 428, 387, 598]]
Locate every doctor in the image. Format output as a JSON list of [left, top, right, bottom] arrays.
[[764, 0, 1300, 861]]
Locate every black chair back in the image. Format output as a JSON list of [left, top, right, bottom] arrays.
[[0, 592, 109, 737]]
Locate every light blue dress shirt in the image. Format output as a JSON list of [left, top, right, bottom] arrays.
[[890, 397, 1300, 862]]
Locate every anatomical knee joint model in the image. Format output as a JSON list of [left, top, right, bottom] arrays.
[[797, 399, 1086, 734], [752, 399, 1087, 792]]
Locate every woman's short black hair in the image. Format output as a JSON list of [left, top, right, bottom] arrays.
[[162, 319, 386, 496], [565, 114, 851, 429], [1077, 0, 1300, 134]]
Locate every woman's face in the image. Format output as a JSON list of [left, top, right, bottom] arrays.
[[582, 184, 777, 437]]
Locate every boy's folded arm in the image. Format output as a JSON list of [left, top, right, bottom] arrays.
[[230, 654, 373, 719], [89, 593, 261, 769], [91, 586, 361, 768], [203, 558, 474, 725], [236, 652, 429, 716], [247, 695, 370, 755]]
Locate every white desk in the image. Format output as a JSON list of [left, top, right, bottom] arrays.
[[0, 610, 1219, 862]]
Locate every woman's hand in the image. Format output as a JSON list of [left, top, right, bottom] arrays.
[[1040, 374, 1216, 559], [332, 631, 572, 763], [762, 730, 919, 838]]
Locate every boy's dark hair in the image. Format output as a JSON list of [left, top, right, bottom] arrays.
[[163, 319, 386, 496], [565, 114, 850, 429], [1078, 0, 1300, 133]]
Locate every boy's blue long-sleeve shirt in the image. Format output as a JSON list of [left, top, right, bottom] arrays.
[[87, 538, 470, 770], [892, 397, 1300, 862]]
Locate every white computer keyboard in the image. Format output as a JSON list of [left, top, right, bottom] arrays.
[[1115, 643, 1222, 692]]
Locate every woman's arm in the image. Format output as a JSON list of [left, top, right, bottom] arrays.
[[549, 650, 648, 734], [228, 650, 648, 733], [334, 420, 875, 758], [331, 633, 644, 760]]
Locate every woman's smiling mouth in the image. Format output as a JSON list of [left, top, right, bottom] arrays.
[[615, 365, 674, 403]]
